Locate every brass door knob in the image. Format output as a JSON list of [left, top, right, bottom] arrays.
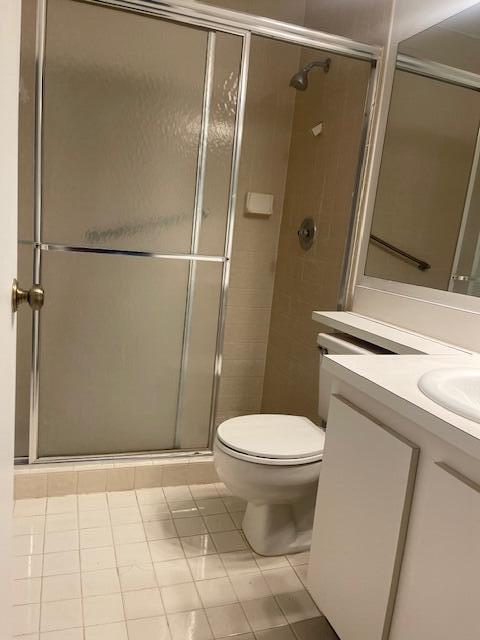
[[12, 279, 45, 312]]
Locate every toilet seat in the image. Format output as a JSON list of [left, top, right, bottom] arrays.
[[216, 414, 325, 466]]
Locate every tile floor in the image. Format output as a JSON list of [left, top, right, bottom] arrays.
[[12, 482, 339, 640]]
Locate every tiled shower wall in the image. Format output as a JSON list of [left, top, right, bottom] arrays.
[[261, 51, 373, 422]]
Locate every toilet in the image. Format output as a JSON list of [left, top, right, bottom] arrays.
[[214, 332, 386, 556]]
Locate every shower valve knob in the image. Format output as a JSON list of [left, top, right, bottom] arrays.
[[12, 279, 44, 312]]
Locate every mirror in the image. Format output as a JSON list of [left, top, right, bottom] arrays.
[[365, 3, 480, 297]]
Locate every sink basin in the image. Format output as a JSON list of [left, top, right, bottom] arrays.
[[418, 367, 480, 423]]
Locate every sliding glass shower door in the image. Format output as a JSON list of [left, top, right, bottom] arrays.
[[17, 0, 246, 459]]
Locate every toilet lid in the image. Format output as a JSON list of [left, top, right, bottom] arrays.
[[216, 414, 325, 460]]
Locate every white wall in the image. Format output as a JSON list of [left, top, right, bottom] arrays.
[[0, 0, 21, 634], [349, 0, 480, 350]]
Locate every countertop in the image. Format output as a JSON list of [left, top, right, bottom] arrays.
[[323, 353, 480, 460]]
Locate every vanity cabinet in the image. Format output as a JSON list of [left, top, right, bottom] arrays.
[[389, 461, 480, 640], [308, 395, 419, 640], [309, 392, 480, 640]]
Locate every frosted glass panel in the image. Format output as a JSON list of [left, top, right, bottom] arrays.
[[38, 251, 189, 457], [42, 0, 208, 253], [176, 262, 224, 448], [198, 33, 241, 255]]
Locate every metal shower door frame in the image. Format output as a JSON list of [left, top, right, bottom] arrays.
[[29, 0, 250, 463], [27, 0, 381, 464]]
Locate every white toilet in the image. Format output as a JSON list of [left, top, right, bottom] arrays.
[[214, 332, 385, 556]]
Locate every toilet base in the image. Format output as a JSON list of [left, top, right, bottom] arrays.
[[242, 494, 315, 556]]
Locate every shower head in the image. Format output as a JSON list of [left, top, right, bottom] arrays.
[[289, 58, 331, 91]]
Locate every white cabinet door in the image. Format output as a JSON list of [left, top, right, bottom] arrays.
[[0, 1, 21, 635], [390, 462, 480, 640], [308, 395, 419, 640]]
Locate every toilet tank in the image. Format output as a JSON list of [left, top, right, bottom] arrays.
[[317, 332, 391, 421]]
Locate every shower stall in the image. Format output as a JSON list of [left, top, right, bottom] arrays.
[[15, 0, 379, 464]]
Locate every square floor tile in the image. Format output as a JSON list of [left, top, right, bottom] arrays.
[[210, 531, 246, 554], [188, 555, 226, 581], [230, 571, 271, 601], [118, 563, 157, 592], [13, 602, 40, 635], [169, 501, 199, 519], [81, 568, 120, 597], [205, 603, 250, 638], [222, 496, 246, 513], [144, 519, 177, 541], [195, 499, 226, 517], [255, 625, 296, 639], [42, 573, 81, 602], [78, 510, 110, 530], [47, 496, 77, 515], [123, 587, 164, 619], [80, 546, 116, 572], [41, 628, 84, 640], [196, 576, 237, 608], [275, 590, 320, 623], [112, 523, 146, 545], [80, 527, 113, 549], [174, 517, 207, 538], [242, 596, 287, 631], [136, 487, 166, 505], [161, 582, 202, 613], [214, 484, 231, 497], [14, 498, 47, 517], [43, 551, 80, 577], [253, 554, 289, 571], [40, 598, 82, 632], [139, 503, 171, 522], [203, 514, 236, 534], [230, 511, 245, 528], [163, 486, 192, 502], [14, 533, 44, 557], [14, 515, 45, 536], [14, 577, 41, 605], [45, 513, 78, 534], [44, 530, 79, 554], [84, 621, 128, 640], [189, 484, 219, 500], [83, 593, 124, 626], [149, 538, 185, 563], [109, 507, 141, 526], [115, 541, 151, 567], [154, 558, 192, 587], [107, 491, 137, 509], [126, 616, 170, 640], [181, 534, 216, 558], [287, 551, 309, 566], [14, 555, 43, 579], [220, 551, 258, 575], [294, 565, 308, 587], [291, 616, 339, 640], [78, 493, 108, 511], [262, 568, 304, 595], [168, 609, 213, 640]]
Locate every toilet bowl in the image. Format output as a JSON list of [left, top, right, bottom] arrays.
[[214, 332, 385, 556], [214, 414, 325, 556]]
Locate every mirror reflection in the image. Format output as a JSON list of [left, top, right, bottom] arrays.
[[365, 3, 480, 296]]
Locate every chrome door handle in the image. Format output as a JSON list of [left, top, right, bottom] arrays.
[[12, 279, 44, 312]]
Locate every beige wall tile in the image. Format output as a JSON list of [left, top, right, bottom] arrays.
[[134, 465, 164, 489], [188, 461, 219, 485], [161, 463, 190, 487], [106, 467, 135, 492], [47, 471, 78, 497], [14, 472, 48, 499], [77, 470, 107, 494]]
